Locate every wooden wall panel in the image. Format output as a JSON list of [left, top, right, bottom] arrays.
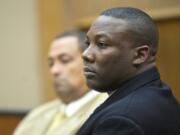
[[58, 0, 180, 29], [38, 0, 67, 100], [0, 113, 26, 135], [64, 0, 180, 24], [156, 18, 180, 101]]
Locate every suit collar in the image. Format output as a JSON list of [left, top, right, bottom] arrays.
[[94, 66, 160, 113], [65, 91, 100, 117]]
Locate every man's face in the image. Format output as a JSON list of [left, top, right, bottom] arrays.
[[48, 36, 87, 101], [83, 16, 136, 92]]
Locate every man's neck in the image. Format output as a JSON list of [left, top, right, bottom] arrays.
[[107, 63, 156, 96], [60, 89, 90, 104]]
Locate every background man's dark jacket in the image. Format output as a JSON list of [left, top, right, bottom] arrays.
[[76, 67, 180, 135]]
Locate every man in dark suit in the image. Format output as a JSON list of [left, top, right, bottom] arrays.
[[76, 7, 180, 135]]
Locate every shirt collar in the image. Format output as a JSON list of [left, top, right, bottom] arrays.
[[60, 91, 100, 117]]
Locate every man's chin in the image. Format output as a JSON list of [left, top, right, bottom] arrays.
[[54, 85, 66, 93], [56, 90, 70, 99], [86, 80, 114, 93], [87, 81, 105, 92]]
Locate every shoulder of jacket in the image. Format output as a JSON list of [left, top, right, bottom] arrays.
[[23, 99, 61, 121]]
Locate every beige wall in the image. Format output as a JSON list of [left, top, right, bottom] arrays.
[[0, 0, 44, 111]]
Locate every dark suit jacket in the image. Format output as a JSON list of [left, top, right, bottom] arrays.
[[76, 67, 180, 135]]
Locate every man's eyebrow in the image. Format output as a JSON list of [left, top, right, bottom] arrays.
[[58, 53, 70, 58], [96, 33, 109, 38], [94, 33, 112, 41], [87, 31, 112, 41], [94, 30, 111, 37]]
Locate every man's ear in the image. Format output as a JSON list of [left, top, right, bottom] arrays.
[[133, 45, 150, 65]]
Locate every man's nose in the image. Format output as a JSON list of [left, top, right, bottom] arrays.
[[82, 45, 95, 63], [50, 63, 62, 77]]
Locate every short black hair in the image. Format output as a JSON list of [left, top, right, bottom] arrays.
[[55, 31, 86, 52], [101, 7, 159, 57]]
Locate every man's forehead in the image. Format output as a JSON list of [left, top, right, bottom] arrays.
[[91, 15, 127, 29], [51, 36, 79, 49], [49, 37, 80, 55], [87, 15, 129, 37]]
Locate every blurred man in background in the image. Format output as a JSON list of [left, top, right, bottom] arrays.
[[14, 31, 107, 135]]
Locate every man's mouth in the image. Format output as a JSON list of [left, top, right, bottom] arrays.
[[84, 66, 96, 78]]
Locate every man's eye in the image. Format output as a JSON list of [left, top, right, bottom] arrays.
[[48, 61, 53, 68], [61, 57, 72, 64], [85, 40, 90, 47], [97, 42, 107, 49]]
